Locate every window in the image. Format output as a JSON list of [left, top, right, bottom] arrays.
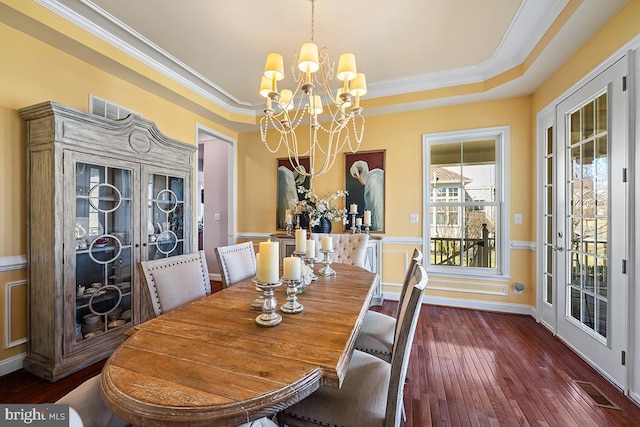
[[423, 127, 509, 279]]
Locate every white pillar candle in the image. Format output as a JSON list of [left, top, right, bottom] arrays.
[[363, 210, 371, 226], [295, 228, 306, 252], [355, 217, 362, 226], [306, 239, 315, 258], [285, 214, 292, 225], [258, 239, 279, 283], [321, 236, 333, 251], [283, 255, 301, 280], [349, 203, 358, 214]]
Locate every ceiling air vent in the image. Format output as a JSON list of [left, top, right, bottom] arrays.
[[89, 95, 142, 120]]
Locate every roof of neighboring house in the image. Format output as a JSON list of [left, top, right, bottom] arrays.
[[430, 167, 471, 184]]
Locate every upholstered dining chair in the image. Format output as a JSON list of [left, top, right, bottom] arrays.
[[57, 374, 279, 427], [355, 249, 423, 362], [214, 241, 257, 287], [277, 264, 428, 427], [56, 374, 129, 427], [309, 233, 369, 268], [140, 250, 211, 317]]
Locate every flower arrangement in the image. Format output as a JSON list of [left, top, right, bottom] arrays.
[[290, 186, 349, 227]]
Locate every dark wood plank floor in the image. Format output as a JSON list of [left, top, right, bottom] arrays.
[[373, 303, 640, 427], [2, 301, 640, 426]]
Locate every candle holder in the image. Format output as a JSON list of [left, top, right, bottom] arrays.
[[281, 278, 304, 314], [364, 224, 371, 234], [318, 249, 336, 276], [350, 213, 358, 234], [292, 251, 310, 292], [251, 277, 266, 310], [254, 279, 283, 327], [285, 222, 293, 235], [305, 256, 318, 282]]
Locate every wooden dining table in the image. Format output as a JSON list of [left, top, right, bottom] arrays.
[[101, 263, 378, 426]]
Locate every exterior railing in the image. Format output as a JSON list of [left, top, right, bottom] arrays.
[[430, 225, 495, 268]]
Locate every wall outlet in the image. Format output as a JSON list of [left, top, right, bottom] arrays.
[[409, 214, 419, 223], [514, 213, 523, 224], [214, 213, 221, 221]]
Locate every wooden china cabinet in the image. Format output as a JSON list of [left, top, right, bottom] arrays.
[[20, 101, 196, 381]]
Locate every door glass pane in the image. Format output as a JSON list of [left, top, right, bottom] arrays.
[[566, 93, 608, 340], [147, 173, 185, 259], [75, 163, 133, 343]]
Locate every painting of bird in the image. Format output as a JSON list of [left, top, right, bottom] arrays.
[[346, 151, 385, 232], [277, 158, 310, 229]]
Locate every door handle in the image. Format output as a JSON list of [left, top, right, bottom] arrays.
[[552, 245, 564, 252]]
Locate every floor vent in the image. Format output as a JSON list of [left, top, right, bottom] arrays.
[[574, 380, 621, 410]]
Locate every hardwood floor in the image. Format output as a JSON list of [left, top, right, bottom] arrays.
[[2, 302, 640, 426]]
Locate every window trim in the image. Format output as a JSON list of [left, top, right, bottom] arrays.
[[422, 126, 510, 281]]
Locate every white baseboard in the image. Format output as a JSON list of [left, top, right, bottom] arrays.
[[0, 352, 25, 376], [209, 273, 222, 282], [382, 284, 535, 317]]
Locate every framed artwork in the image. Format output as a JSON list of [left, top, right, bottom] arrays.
[[276, 157, 310, 229], [345, 150, 385, 232]]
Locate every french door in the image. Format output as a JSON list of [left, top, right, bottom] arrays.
[[553, 58, 627, 388]]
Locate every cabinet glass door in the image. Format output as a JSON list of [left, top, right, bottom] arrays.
[[146, 172, 185, 259], [75, 162, 133, 342]]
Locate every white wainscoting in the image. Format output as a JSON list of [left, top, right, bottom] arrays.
[[0, 255, 27, 272], [5, 280, 27, 348]]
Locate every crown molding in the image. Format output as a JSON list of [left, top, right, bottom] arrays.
[[35, 0, 568, 118], [34, 0, 257, 117]]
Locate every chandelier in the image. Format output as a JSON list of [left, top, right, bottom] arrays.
[[259, 0, 366, 185]]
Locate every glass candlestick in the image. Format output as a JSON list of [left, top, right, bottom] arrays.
[[251, 277, 266, 310], [293, 251, 309, 292], [350, 213, 358, 234], [285, 222, 293, 235], [318, 249, 336, 276], [281, 278, 304, 313], [364, 224, 371, 234], [254, 279, 282, 327], [305, 256, 318, 282]]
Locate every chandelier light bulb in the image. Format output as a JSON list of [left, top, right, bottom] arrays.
[[279, 89, 294, 110], [263, 53, 285, 81], [259, 76, 273, 98], [298, 42, 320, 73], [337, 53, 357, 82]]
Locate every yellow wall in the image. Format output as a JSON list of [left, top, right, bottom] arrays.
[[239, 96, 535, 305]]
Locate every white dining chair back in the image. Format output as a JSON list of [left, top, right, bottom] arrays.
[[396, 248, 423, 318], [386, 263, 428, 426], [214, 241, 257, 287], [56, 374, 129, 427], [355, 248, 423, 362], [140, 250, 211, 317], [310, 233, 369, 267], [278, 264, 428, 427], [57, 373, 279, 427]]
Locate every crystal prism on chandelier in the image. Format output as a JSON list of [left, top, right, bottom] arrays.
[[259, 0, 366, 184]]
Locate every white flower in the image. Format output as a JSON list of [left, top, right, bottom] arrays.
[[289, 186, 348, 227]]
